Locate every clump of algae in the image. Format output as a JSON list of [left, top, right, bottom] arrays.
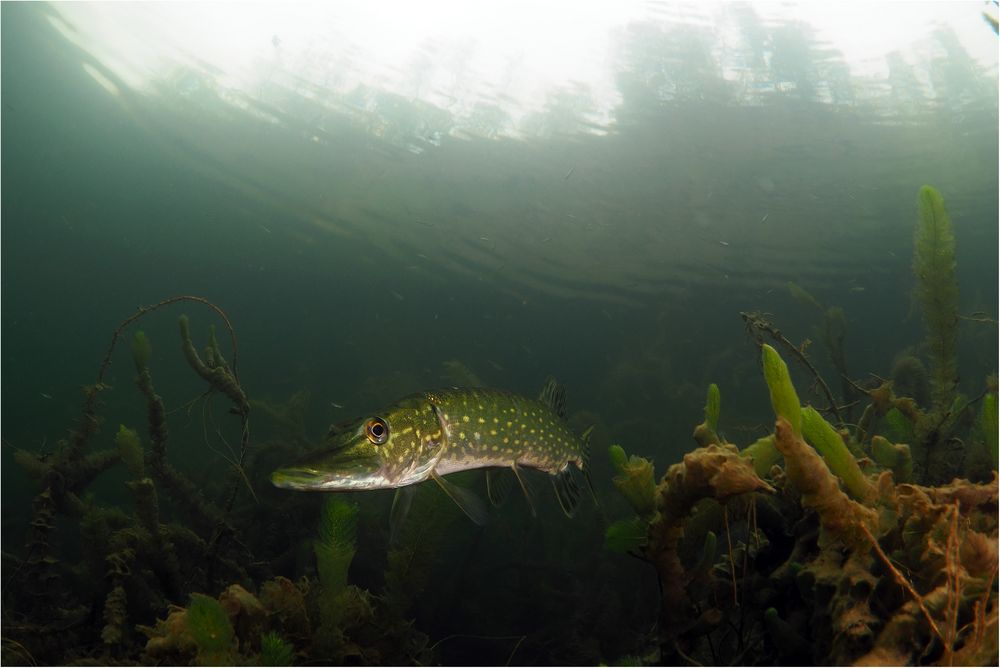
[[606, 338, 997, 666]]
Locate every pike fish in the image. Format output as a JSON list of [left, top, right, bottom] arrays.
[[271, 379, 594, 524]]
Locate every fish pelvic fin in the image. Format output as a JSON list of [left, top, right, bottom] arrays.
[[486, 468, 514, 508], [552, 464, 582, 518], [538, 376, 566, 420], [431, 470, 489, 526], [511, 463, 538, 517]]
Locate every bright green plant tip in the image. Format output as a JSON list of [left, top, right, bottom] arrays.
[[131, 330, 151, 372], [608, 445, 656, 516], [761, 344, 801, 435], [608, 444, 628, 473], [704, 383, 721, 432], [801, 406, 875, 502], [115, 424, 145, 479]]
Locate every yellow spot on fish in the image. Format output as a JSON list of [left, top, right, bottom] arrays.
[[490, 429, 497, 436], [503, 437, 509, 444], [459, 432, 466, 439], [400, 426, 414, 434], [477, 417, 485, 424], [462, 415, 470, 423]]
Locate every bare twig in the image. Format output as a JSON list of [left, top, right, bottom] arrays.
[[859, 522, 944, 643], [741, 311, 843, 424]]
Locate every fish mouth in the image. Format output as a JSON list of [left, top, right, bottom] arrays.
[[271, 465, 388, 491], [271, 447, 388, 491]]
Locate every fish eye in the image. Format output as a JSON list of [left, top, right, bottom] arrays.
[[365, 417, 389, 445]]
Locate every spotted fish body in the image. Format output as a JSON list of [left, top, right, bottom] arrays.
[[271, 381, 592, 518]]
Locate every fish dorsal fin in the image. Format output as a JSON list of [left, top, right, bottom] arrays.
[[431, 470, 489, 526], [538, 376, 566, 419], [486, 468, 514, 507], [551, 465, 582, 518]]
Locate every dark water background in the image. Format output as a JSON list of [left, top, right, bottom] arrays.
[[2, 2, 997, 664]]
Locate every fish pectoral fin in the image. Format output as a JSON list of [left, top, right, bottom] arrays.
[[551, 464, 582, 518], [389, 486, 416, 545], [511, 464, 538, 517], [431, 470, 489, 526], [486, 468, 515, 508]]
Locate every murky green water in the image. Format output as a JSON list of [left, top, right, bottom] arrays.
[[2, 2, 997, 665]]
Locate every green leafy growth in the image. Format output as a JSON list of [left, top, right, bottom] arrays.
[[604, 516, 648, 553], [742, 434, 781, 478], [131, 330, 151, 372], [914, 185, 959, 415], [871, 435, 913, 483], [259, 631, 294, 666], [608, 444, 656, 516], [978, 392, 998, 468], [788, 281, 824, 313], [801, 406, 875, 502], [884, 407, 916, 445], [761, 344, 801, 436], [115, 424, 145, 479], [314, 497, 358, 596], [186, 593, 235, 665], [704, 383, 721, 432]]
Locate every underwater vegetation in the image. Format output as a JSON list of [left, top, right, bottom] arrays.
[[605, 186, 998, 666], [2, 186, 996, 666]]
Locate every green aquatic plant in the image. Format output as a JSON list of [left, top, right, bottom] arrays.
[[186, 593, 236, 665], [883, 406, 917, 445], [800, 406, 875, 503], [609, 444, 656, 516], [314, 497, 358, 596], [870, 435, 913, 483], [742, 434, 780, 478], [259, 631, 294, 667], [604, 516, 649, 554], [981, 390, 998, 468], [115, 424, 145, 480], [737, 343, 801, 474], [131, 329, 152, 371], [913, 185, 959, 415], [693, 383, 722, 446], [761, 344, 801, 435]]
